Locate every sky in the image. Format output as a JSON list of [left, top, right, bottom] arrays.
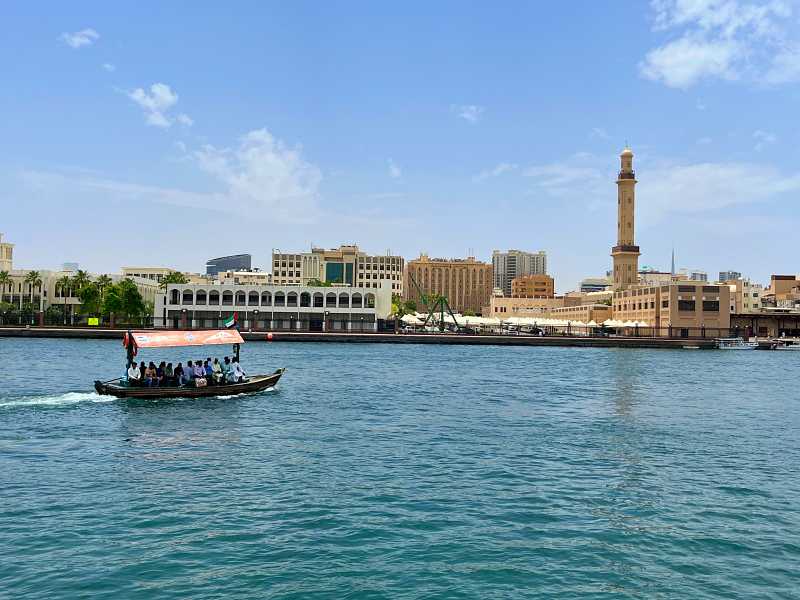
[[2, 0, 800, 292]]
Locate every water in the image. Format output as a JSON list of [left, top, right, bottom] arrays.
[[1, 338, 799, 598]]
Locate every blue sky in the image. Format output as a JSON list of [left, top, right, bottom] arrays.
[[2, 1, 800, 291]]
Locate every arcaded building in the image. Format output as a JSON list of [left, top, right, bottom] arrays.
[[404, 254, 493, 315]]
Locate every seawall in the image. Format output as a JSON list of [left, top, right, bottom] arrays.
[[0, 327, 717, 349]]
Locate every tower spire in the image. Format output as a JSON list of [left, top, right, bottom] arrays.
[[671, 246, 675, 276], [611, 146, 640, 291]]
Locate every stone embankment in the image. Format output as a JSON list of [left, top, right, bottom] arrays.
[[0, 327, 718, 349]]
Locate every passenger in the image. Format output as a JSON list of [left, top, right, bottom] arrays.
[[204, 360, 214, 385], [212, 358, 222, 384], [144, 362, 158, 387], [157, 361, 166, 386], [193, 360, 205, 380], [165, 362, 174, 385], [231, 357, 246, 383], [127, 362, 141, 386], [174, 362, 185, 385], [222, 356, 232, 383], [185, 361, 195, 384], [139, 361, 147, 382]]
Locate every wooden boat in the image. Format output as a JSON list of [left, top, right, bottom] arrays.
[[94, 328, 286, 399], [95, 369, 285, 398]]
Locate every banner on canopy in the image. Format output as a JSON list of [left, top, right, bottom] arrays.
[[130, 329, 244, 349]]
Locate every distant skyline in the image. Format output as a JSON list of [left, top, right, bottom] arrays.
[[3, 1, 800, 292]]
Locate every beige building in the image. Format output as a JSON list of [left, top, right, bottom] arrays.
[[726, 279, 764, 314], [613, 282, 730, 334], [767, 275, 800, 301], [217, 270, 272, 285], [405, 254, 493, 315], [511, 274, 554, 298], [272, 245, 404, 294], [121, 267, 178, 283], [0, 233, 13, 272], [611, 147, 640, 291], [487, 296, 565, 319], [541, 303, 612, 324]]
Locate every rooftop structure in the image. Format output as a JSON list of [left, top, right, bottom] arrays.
[[206, 254, 252, 277]]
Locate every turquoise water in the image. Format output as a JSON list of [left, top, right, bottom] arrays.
[[1, 338, 799, 598]]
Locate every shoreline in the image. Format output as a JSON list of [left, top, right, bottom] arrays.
[[0, 326, 717, 349]]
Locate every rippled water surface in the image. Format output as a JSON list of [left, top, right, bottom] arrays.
[[1, 338, 799, 598]]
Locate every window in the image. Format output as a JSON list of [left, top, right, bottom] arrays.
[[678, 285, 695, 293], [678, 300, 695, 311], [662, 300, 668, 308], [703, 300, 719, 312]]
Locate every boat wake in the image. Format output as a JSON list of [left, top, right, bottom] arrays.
[[0, 391, 115, 409]]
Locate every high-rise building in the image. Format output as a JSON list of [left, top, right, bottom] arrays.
[[719, 271, 742, 283], [611, 147, 640, 291], [61, 262, 79, 272], [492, 249, 547, 297], [206, 254, 252, 276], [272, 245, 404, 293], [511, 274, 554, 298], [580, 276, 612, 293], [679, 268, 708, 282], [404, 254, 493, 315], [0, 233, 13, 272]]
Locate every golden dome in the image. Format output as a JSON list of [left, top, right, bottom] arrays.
[[620, 147, 633, 156]]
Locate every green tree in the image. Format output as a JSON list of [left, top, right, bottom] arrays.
[[78, 282, 102, 315], [306, 278, 332, 287], [104, 279, 146, 323], [56, 275, 72, 324], [159, 271, 189, 291], [24, 271, 42, 322], [96, 274, 113, 302], [463, 309, 476, 316], [391, 294, 419, 332], [71, 269, 91, 292], [0, 271, 10, 303]]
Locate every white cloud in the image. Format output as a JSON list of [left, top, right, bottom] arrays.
[[473, 162, 518, 182], [696, 98, 707, 110], [753, 129, 777, 150], [590, 127, 611, 139], [522, 150, 800, 226], [20, 128, 322, 222], [176, 113, 194, 127], [59, 28, 99, 49], [641, 0, 797, 88], [388, 158, 402, 179], [451, 104, 484, 123], [696, 136, 713, 144], [127, 83, 181, 128], [102, 63, 116, 72], [193, 128, 321, 220]]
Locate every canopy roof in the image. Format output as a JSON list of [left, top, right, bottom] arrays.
[[130, 329, 244, 349]]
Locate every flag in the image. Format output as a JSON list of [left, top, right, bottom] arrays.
[[223, 312, 237, 328]]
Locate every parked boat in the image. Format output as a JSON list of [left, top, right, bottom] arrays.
[[94, 329, 286, 399], [715, 337, 758, 350], [773, 338, 800, 351]]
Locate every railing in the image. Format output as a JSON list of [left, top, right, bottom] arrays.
[[618, 171, 635, 179]]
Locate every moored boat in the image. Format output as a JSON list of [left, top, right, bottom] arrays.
[[773, 338, 800, 351], [94, 329, 286, 399], [715, 337, 758, 350]]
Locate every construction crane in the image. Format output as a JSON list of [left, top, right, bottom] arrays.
[[406, 271, 463, 333]]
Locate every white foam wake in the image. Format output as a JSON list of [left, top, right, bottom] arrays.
[[0, 391, 115, 409]]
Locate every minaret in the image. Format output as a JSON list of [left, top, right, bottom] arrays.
[[611, 147, 640, 291]]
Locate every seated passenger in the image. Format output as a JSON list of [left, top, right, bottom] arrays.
[[222, 357, 232, 383], [231, 358, 246, 383], [174, 362, 186, 385], [212, 358, 222, 383], [165, 362, 174, 385], [144, 362, 158, 387], [193, 360, 205, 380], [204, 360, 214, 385], [127, 362, 141, 386], [157, 361, 166, 386], [185, 361, 195, 384], [139, 361, 147, 382]]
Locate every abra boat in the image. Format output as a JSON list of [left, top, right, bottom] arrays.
[[94, 329, 286, 399], [773, 338, 800, 351]]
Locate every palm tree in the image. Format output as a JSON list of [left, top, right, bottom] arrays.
[[56, 275, 72, 325], [71, 269, 90, 293], [0, 271, 10, 304], [25, 271, 42, 324], [159, 271, 189, 291], [96, 274, 113, 302]]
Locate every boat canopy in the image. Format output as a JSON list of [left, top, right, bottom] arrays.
[[129, 329, 244, 349]]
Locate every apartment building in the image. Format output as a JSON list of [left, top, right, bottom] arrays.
[[405, 254, 492, 315]]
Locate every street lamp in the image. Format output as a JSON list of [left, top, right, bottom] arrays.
[[324, 310, 329, 332], [181, 308, 187, 330], [253, 309, 259, 331]]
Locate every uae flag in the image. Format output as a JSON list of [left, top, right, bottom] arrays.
[[223, 312, 237, 328]]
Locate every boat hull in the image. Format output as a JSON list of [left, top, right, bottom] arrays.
[[94, 369, 285, 399]]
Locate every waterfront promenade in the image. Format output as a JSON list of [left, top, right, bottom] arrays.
[[0, 326, 717, 349]]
